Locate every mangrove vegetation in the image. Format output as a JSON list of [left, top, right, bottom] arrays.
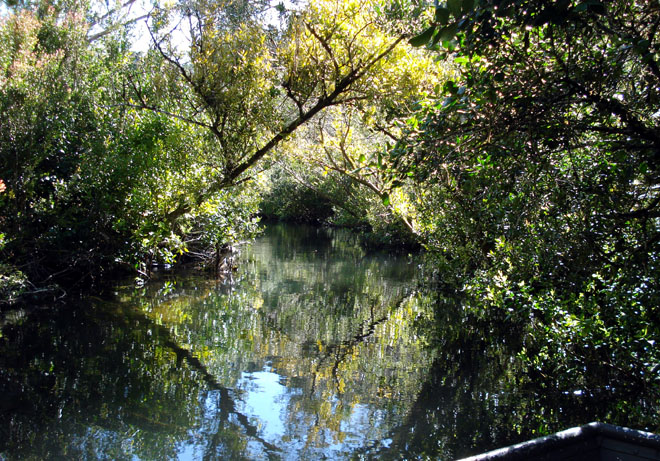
[[1, 0, 659, 456]]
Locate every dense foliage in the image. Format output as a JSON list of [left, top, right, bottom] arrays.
[[1, 0, 658, 445], [0, 0, 266, 295], [0, 0, 419, 297], [259, 22, 449, 246], [398, 0, 660, 428]]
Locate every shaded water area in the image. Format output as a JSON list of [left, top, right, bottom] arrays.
[[0, 224, 658, 460]]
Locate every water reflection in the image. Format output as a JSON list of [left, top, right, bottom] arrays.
[[4, 224, 655, 460], [362, 287, 660, 460], [0, 224, 433, 460]]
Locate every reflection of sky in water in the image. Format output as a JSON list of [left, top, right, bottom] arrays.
[[0, 224, 429, 460], [176, 441, 198, 461], [71, 397, 393, 460], [229, 365, 392, 459], [238, 368, 288, 441]]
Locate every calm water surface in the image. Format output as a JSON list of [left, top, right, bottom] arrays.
[[0, 224, 435, 460], [1, 224, 657, 460]]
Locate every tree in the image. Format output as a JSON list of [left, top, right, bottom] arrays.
[[258, 11, 450, 243], [0, 0, 262, 290], [129, 0, 409, 222], [0, 0, 431, 294], [393, 0, 660, 411], [0, 3, 115, 287]]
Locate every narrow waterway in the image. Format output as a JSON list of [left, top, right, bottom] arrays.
[[1, 224, 657, 460], [0, 224, 435, 460]]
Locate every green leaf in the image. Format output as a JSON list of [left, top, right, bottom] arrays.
[[447, 0, 462, 18], [382, 194, 390, 206], [442, 96, 456, 108], [444, 80, 458, 94], [435, 6, 450, 25], [437, 23, 458, 42], [358, 153, 366, 163], [409, 26, 436, 47], [431, 28, 443, 47]]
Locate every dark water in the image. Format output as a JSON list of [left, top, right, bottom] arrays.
[[0, 225, 434, 460], [0, 224, 658, 460]]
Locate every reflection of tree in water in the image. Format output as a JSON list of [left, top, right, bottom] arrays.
[[118, 224, 431, 458], [359, 287, 660, 460], [0, 300, 281, 460], [131, 270, 430, 457], [6, 222, 657, 460], [0, 223, 435, 460], [273, 292, 429, 456], [241, 225, 430, 455]]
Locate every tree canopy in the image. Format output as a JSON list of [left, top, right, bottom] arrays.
[[395, 0, 660, 417], [0, 0, 659, 449], [0, 0, 426, 292]]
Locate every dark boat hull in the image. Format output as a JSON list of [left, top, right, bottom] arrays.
[[458, 422, 660, 461]]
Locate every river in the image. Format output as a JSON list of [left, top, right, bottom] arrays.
[[0, 224, 657, 460]]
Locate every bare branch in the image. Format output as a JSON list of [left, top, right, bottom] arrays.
[[89, 0, 138, 27], [122, 102, 213, 130], [87, 14, 149, 43]]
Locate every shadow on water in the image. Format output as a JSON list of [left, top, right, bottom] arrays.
[[358, 286, 660, 460], [1, 224, 658, 460]]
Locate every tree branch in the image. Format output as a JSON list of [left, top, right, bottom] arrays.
[[87, 14, 149, 43]]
